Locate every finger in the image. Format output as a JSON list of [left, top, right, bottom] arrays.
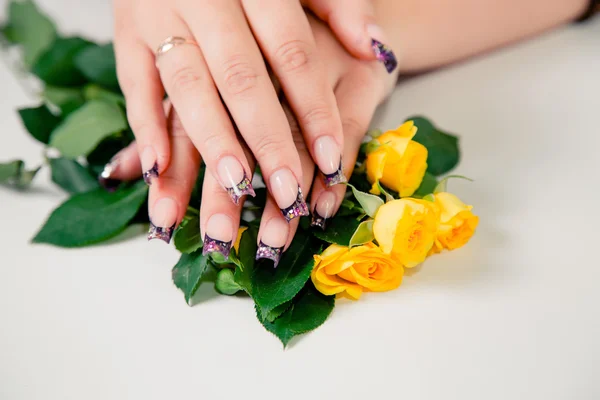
[[98, 141, 142, 191], [182, 1, 308, 222], [148, 105, 201, 244], [302, 0, 398, 73], [114, 33, 169, 184], [256, 100, 315, 267], [199, 149, 257, 259], [242, 0, 346, 187], [310, 70, 383, 229], [146, 15, 256, 206]]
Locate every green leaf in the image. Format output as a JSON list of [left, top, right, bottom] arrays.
[[264, 300, 292, 323], [172, 249, 211, 305], [32, 37, 93, 86], [0, 160, 23, 183], [0, 160, 40, 188], [1, 24, 18, 43], [252, 231, 321, 319], [83, 84, 125, 106], [409, 116, 460, 176], [173, 216, 202, 254], [434, 175, 474, 193], [43, 86, 85, 115], [349, 220, 374, 247], [74, 43, 119, 89], [215, 268, 242, 295], [49, 100, 127, 158], [313, 216, 361, 246], [377, 182, 395, 202], [348, 184, 384, 218], [233, 225, 259, 296], [6, 0, 57, 66], [260, 283, 335, 348], [32, 181, 148, 247], [18, 105, 61, 144], [413, 172, 438, 197], [49, 157, 99, 194]]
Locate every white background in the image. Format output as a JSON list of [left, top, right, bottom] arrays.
[[1, 1, 599, 399]]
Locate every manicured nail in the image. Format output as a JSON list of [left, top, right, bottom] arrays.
[[311, 190, 337, 230], [314, 136, 346, 187], [141, 147, 158, 185], [270, 168, 309, 222], [148, 197, 178, 243], [367, 24, 397, 73], [217, 155, 255, 205], [202, 214, 233, 259], [256, 218, 288, 267], [98, 157, 121, 192]]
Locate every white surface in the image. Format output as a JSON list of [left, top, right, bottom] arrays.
[[1, 2, 599, 399]]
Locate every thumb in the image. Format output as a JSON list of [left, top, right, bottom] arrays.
[[301, 0, 398, 73]]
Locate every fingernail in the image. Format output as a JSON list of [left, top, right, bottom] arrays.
[[141, 147, 159, 185], [256, 218, 288, 267], [217, 155, 255, 205], [314, 136, 346, 187], [311, 190, 337, 230], [202, 214, 233, 259], [148, 197, 178, 243], [98, 157, 121, 192], [367, 24, 398, 73], [270, 168, 309, 222]]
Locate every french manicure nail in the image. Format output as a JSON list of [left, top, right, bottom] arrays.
[[270, 168, 309, 222], [98, 157, 121, 192], [148, 197, 178, 243], [141, 147, 159, 185], [217, 155, 255, 205], [202, 214, 233, 259], [311, 191, 337, 230], [256, 218, 288, 267], [367, 24, 397, 73], [314, 136, 346, 187]]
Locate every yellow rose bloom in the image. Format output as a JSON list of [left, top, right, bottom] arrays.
[[431, 192, 479, 252], [373, 198, 438, 268], [366, 121, 428, 197], [311, 243, 403, 300]]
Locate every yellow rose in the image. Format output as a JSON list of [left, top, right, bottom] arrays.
[[431, 192, 479, 252], [366, 121, 428, 197], [373, 198, 438, 268], [311, 243, 403, 300]]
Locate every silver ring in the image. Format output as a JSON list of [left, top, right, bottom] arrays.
[[155, 36, 199, 59]]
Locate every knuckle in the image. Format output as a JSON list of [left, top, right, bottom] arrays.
[[221, 56, 259, 96], [253, 134, 289, 162], [168, 65, 203, 93], [200, 130, 227, 153], [273, 39, 313, 73], [341, 116, 367, 140], [127, 109, 153, 137], [299, 103, 337, 131]]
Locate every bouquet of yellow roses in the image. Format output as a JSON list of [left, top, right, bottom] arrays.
[[1, 0, 478, 347]]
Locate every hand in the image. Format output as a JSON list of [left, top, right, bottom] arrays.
[[112, 0, 398, 233], [103, 13, 396, 262]]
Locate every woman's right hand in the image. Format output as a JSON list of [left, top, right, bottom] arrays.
[[112, 0, 398, 238], [104, 13, 397, 263]]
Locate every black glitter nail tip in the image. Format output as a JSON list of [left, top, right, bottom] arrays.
[[148, 222, 175, 244], [202, 235, 232, 259], [323, 160, 347, 187], [280, 188, 310, 222], [371, 39, 398, 73], [143, 163, 159, 185], [255, 241, 283, 268], [311, 210, 327, 230]]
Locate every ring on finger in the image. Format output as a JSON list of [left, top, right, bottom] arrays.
[[155, 36, 199, 60]]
